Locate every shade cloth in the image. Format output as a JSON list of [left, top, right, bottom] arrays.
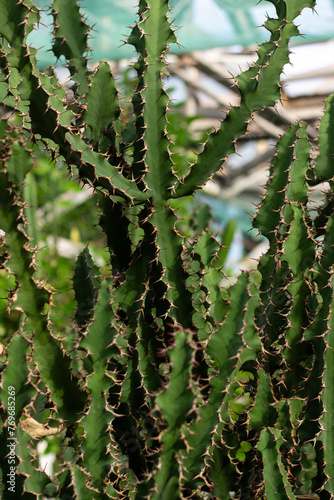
[[29, 0, 334, 65]]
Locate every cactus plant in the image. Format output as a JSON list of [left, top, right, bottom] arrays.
[[1, 0, 334, 498]]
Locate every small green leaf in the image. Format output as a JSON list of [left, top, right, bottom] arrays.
[[6, 141, 33, 187], [84, 62, 121, 143]]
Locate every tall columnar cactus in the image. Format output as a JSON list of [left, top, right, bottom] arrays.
[[1, 0, 334, 498]]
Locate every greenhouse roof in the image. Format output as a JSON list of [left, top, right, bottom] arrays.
[[30, 0, 334, 65]]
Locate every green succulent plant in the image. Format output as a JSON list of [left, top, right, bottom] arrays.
[[1, 0, 334, 499]]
